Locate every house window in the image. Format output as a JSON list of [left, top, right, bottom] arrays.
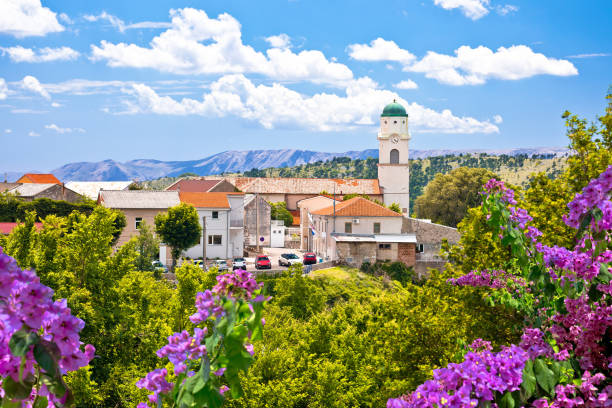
[[394, 120, 397, 124], [208, 235, 222, 245], [379, 243, 391, 250], [416, 244, 424, 253], [135, 217, 142, 229], [212, 211, 219, 219], [373, 222, 381, 234], [390, 149, 399, 164], [345, 222, 352, 233]]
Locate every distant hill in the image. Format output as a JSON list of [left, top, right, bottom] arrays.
[[4, 147, 569, 182]]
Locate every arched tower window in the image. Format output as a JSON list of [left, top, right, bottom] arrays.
[[390, 149, 399, 164]]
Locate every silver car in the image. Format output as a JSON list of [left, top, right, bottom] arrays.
[[213, 259, 229, 272], [232, 257, 247, 270], [279, 253, 302, 267]]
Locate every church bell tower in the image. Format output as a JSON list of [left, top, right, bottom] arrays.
[[377, 100, 410, 214]]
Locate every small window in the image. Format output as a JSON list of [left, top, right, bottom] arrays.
[[378, 243, 391, 250], [135, 217, 142, 229], [394, 120, 397, 124], [416, 244, 424, 253], [402, 208, 408, 213], [345, 222, 352, 233], [373, 222, 381, 234], [208, 235, 222, 245], [212, 211, 219, 219], [402, 120, 405, 124], [390, 149, 399, 164]]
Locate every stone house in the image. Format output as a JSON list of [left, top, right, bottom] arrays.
[[2, 183, 83, 203], [309, 197, 416, 267], [178, 192, 245, 260], [402, 218, 460, 277], [243, 194, 271, 247], [297, 195, 340, 251], [97, 190, 180, 248]]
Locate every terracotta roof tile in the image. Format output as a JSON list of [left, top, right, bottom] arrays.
[[311, 197, 401, 217], [0, 222, 43, 234], [179, 192, 230, 208], [17, 174, 61, 184], [167, 179, 221, 192], [203, 177, 381, 195]]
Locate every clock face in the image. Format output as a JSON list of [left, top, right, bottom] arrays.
[[391, 136, 399, 144]]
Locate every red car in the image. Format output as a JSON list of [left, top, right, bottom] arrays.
[[255, 255, 271, 270], [303, 252, 317, 265]]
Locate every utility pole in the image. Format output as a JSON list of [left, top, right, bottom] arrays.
[[202, 216, 206, 265], [255, 193, 260, 253]]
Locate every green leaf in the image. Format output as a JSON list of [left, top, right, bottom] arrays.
[[32, 396, 48, 408], [33, 342, 58, 375], [521, 360, 537, 400], [2, 376, 34, 400], [534, 359, 556, 395], [9, 330, 39, 357], [1, 398, 22, 408], [498, 392, 515, 408]]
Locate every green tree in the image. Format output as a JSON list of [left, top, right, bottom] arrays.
[[154, 203, 202, 270], [270, 201, 293, 227], [389, 202, 402, 214], [132, 220, 160, 272], [414, 167, 497, 227]]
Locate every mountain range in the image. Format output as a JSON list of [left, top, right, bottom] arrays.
[[5, 147, 569, 182]]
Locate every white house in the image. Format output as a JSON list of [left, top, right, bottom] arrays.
[[179, 192, 244, 260]]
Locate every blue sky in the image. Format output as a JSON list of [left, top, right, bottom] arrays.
[[1, 0, 610, 172]]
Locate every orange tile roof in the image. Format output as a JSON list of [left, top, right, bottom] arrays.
[[17, 173, 61, 184], [311, 197, 401, 217], [203, 177, 381, 195], [179, 192, 230, 208], [289, 210, 300, 226]]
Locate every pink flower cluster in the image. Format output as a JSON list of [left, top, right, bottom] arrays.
[[564, 165, 612, 231], [549, 296, 612, 372], [537, 244, 612, 282], [156, 328, 207, 374], [533, 371, 611, 408], [0, 247, 94, 383], [519, 328, 553, 360], [448, 269, 527, 290], [136, 368, 174, 405], [483, 179, 518, 205], [387, 340, 528, 408], [213, 269, 262, 299]]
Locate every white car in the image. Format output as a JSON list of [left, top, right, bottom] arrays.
[[279, 253, 302, 267], [232, 257, 247, 270]]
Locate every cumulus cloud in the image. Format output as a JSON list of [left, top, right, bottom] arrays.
[[265, 34, 291, 49], [0, 78, 7, 100], [58, 13, 73, 24], [0, 0, 64, 37], [5, 129, 12, 134], [120, 74, 498, 134], [28, 131, 40, 137], [84, 11, 171, 32], [495, 4, 518, 15], [45, 123, 85, 133], [493, 114, 503, 124], [348, 38, 416, 64], [91, 8, 353, 85], [349, 41, 578, 86], [1, 46, 79, 63], [51, 102, 61, 107], [433, 0, 490, 20], [394, 80, 418, 90], [21, 75, 51, 99]]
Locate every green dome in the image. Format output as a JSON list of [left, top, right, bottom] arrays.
[[381, 100, 407, 117]]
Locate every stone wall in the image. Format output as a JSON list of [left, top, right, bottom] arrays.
[[244, 196, 271, 246], [335, 242, 377, 267]]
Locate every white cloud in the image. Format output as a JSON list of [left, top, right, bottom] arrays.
[[1, 46, 79, 63], [0, 0, 64, 37], [493, 114, 503, 124], [28, 131, 40, 137], [433, 0, 489, 20], [349, 40, 578, 86], [496, 4, 518, 15], [348, 38, 416, 64], [84, 11, 127, 32], [408, 45, 578, 85], [265, 34, 291, 49], [5, 129, 12, 133], [21, 75, 51, 99], [120, 74, 498, 134], [566, 53, 611, 59], [51, 102, 61, 107], [11, 108, 48, 114], [58, 13, 73, 24], [91, 8, 353, 85], [45, 123, 85, 134], [394, 80, 419, 90], [0, 78, 7, 100]]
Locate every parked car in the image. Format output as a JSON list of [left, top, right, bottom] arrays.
[[255, 255, 271, 270], [213, 259, 229, 272], [279, 253, 302, 267], [193, 259, 205, 270], [151, 260, 168, 273], [232, 257, 247, 270], [303, 252, 317, 265]]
